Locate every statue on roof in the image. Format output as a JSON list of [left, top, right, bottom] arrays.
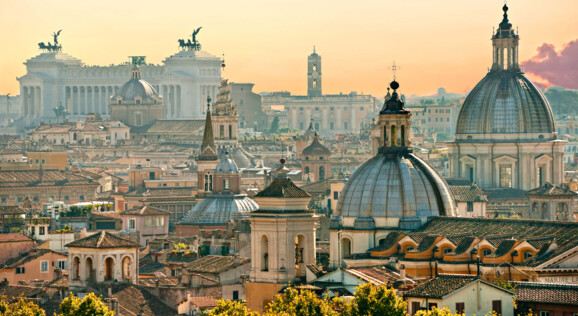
[[38, 30, 62, 52], [178, 27, 203, 51]]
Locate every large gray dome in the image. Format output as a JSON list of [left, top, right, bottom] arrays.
[[113, 67, 159, 103], [180, 195, 258, 225], [336, 152, 456, 226], [456, 71, 555, 138]]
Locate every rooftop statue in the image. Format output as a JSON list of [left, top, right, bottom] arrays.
[[178, 27, 203, 51], [38, 30, 62, 52]]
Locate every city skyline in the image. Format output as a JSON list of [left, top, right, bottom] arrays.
[[0, 0, 576, 97]]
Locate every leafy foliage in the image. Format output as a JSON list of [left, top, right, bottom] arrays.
[[415, 307, 462, 316], [203, 300, 259, 316], [60, 205, 93, 218], [57, 292, 114, 316], [0, 297, 45, 316], [347, 283, 406, 316], [264, 287, 337, 316]]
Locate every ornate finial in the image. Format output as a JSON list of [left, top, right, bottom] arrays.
[[221, 53, 226, 70], [390, 80, 400, 92], [391, 61, 398, 81], [313, 45, 316, 54]]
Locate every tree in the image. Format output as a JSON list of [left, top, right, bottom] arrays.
[[414, 307, 462, 316], [0, 297, 45, 316], [348, 283, 406, 316], [264, 287, 337, 316], [203, 300, 259, 316], [270, 116, 279, 134], [57, 292, 113, 316]]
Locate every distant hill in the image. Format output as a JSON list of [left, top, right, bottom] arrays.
[[545, 89, 578, 117]]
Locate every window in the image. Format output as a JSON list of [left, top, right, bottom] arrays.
[[411, 302, 421, 315], [330, 122, 334, 130], [344, 122, 349, 130], [428, 303, 437, 309], [333, 191, 339, 200], [314, 107, 319, 111], [33, 196, 39, 202], [30, 227, 35, 236], [135, 113, 143, 126], [1, 197, 6, 204], [233, 290, 239, 301], [220, 125, 225, 138], [492, 300, 501, 314], [360, 107, 364, 111], [157, 216, 164, 227], [39, 227, 45, 235], [223, 179, 230, 190], [484, 249, 492, 256], [444, 248, 452, 254], [344, 107, 348, 111], [15, 267, 25, 274], [467, 202, 474, 212], [171, 269, 179, 276], [129, 218, 136, 230], [64, 195, 70, 201], [79, 195, 85, 201], [456, 302, 465, 314], [499, 165, 512, 188], [299, 107, 303, 111], [57, 260, 67, 270], [330, 107, 334, 111], [406, 246, 415, 252], [299, 123, 304, 130], [17, 197, 23, 203], [524, 251, 534, 260], [144, 217, 152, 227], [539, 312, 549, 316], [41, 260, 49, 272]]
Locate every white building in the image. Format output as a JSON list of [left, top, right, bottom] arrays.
[[18, 39, 222, 125]]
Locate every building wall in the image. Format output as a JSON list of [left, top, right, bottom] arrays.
[[407, 281, 514, 316], [68, 246, 139, 287], [230, 83, 265, 132], [122, 214, 169, 246], [0, 251, 68, 284], [0, 240, 35, 265], [246, 282, 283, 313]]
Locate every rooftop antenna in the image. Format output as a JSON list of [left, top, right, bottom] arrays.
[[390, 61, 400, 81]]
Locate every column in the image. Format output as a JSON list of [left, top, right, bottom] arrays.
[[177, 85, 181, 117], [351, 106, 356, 131], [162, 86, 168, 117], [336, 108, 342, 131], [36, 87, 42, 118]]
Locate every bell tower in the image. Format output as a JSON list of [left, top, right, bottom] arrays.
[[491, 4, 520, 71], [378, 80, 411, 151], [307, 47, 322, 97]]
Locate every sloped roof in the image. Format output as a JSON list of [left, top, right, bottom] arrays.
[[302, 135, 331, 156], [449, 185, 488, 202], [416, 217, 578, 267], [255, 177, 311, 198], [0, 233, 34, 243], [0, 206, 25, 215], [0, 169, 98, 188], [528, 183, 578, 196], [512, 281, 578, 306], [65, 231, 140, 249], [189, 297, 218, 309], [112, 284, 178, 316], [145, 119, 205, 134], [0, 284, 44, 302], [0, 249, 63, 268], [405, 274, 478, 298], [184, 255, 249, 274]]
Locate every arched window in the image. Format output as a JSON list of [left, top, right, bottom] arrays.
[[541, 203, 549, 220], [260, 235, 269, 271], [400, 125, 405, 146], [85, 257, 93, 282], [229, 125, 233, 139], [204, 173, 213, 191], [483, 249, 493, 257], [104, 257, 114, 281], [295, 235, 306, 278], [556, 203, 568, 221], [304, 166, 310, 174], [73, 256, 80, 280], [390, 125, 397, 146], [443, 248, 453, 254], [383, 126, 388, 145], [319, 166, 325, 180], [223, 179, 229, 191], [341, 238, 352, 259], [122, 256, 132, 280]]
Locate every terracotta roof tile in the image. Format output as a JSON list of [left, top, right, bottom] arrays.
[[449, 184, 488, 202], [185, 255, 249, 274], [189, 297, 218, 309], [512, 282, 578, 306], [112, 284, 177, 316], [405, 274, 477, 298], [66, 231, 140, 249], [0, 233, 34, 243], [120, 206, 169, 216], [255, 177, 311, 198]]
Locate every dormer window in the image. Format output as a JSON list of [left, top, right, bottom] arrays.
[[136, 99, 141, 105], [118, 100, 122, 105]]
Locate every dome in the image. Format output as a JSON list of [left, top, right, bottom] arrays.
[[302, 134, 331, 156], [113, 67, 159, 103], [180, 195, 258, 225], [215, 155, 239, 174], [455, 71, 555, 139], [335, 152, 456, 229]]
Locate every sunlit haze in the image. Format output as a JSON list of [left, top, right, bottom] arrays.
[[1, 0, 576, 96]]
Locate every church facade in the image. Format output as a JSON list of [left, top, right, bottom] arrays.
[[447, 5, 566, 190]]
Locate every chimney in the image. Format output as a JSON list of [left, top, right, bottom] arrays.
[[53, 268, 62, 281], [107, 285, 112, 298], [399, 264, 406, 280], [38, 163, 44, 182]]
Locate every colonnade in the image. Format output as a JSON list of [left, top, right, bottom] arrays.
[[22, 86, 42, 118]]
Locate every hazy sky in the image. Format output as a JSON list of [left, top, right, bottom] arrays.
[[0, 0, 576, 97]]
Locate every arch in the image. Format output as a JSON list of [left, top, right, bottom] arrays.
[[319, 166, 325, 181], [104, 257, 115, 281], [341, 238, 352, 259], [481, 248, 493, 258], [304, 166, 310, 174], [85, 257, 94, 282], [400, 125, 405, 146], [122, 256, 132, 281], [73, 256, 80, 280], [295, 235, 306, 278], [383, 126, 387, 146], [556, 203, 568, 221], [260, 235, 269, 271], [390, 125, 397, 146], [541, 203, 549, 220], [531, 202, 539, 219]]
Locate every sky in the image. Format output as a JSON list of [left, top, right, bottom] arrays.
[[0, 0, 576, 97]]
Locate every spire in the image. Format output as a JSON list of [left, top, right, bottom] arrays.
[[199, 96, 218, 161], [380, 80, 407, 114], [313, 45, 316, 54]]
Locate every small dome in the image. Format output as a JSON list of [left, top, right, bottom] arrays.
[[180, 195, 258, 225], [456, 71, 555, 139], [302, 134, 330, 156], [113, 67, 159, 103], [215, 155, 239, 174], [336, 152, 456, 226]]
